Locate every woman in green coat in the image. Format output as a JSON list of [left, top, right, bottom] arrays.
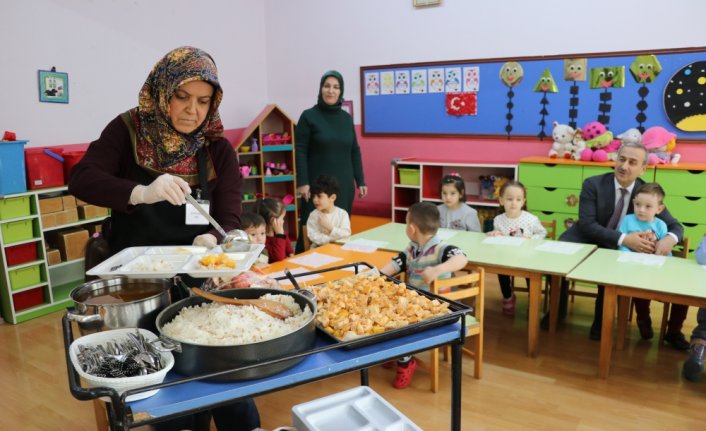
[[295, 70, 367, 252]]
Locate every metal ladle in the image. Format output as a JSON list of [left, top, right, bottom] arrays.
[[185, 194, 250, 252]]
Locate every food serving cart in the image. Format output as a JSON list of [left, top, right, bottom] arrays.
[[63, 263, 471, 431]]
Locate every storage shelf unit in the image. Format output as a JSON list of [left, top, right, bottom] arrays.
[[391, 157, 517, 229], [0, 186, 108, 323], [233, 105, 299, 242]]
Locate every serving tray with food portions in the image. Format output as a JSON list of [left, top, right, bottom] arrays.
[[274, 264, 472, 350], [86, 244, 265, 279]]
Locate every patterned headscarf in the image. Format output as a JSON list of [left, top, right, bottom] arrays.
[[135, 46, 224, 174]]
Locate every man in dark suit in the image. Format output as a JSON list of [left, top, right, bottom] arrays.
[[543, 142, 686, 346]]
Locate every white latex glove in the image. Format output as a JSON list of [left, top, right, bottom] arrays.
[[130, 173, 191, 205], [193, 233, 217, 249]]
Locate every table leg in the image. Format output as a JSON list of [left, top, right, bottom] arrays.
[[599, 285, 617, 379], [528, 273, 542, 357], [360, 368, 369, 386], [451, 341, 461, 431], [616, 295, 630, 351], [549, 275, 561, 334]]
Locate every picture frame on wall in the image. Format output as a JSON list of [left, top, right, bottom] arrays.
[[38, 69, 69, 103], [413, 0, 441, 7], [341, 100, 353, 116]]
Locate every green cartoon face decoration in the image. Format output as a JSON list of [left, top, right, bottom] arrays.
[[499, 62, 524, 87], [564, 58, 587, 81], [630, 55, 662, 83], [590, 66, 625, 89], [533, 68, 558, 93]]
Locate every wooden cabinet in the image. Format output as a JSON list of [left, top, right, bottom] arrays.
[[234, 105, 299, 242], [391, 157, 517, 230], [655, 162, 706, 254], [0, 186, 109, 323]]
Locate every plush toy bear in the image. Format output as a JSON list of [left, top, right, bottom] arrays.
[[580, 121, 621, 162], [549, 121, 580, 159], [642, 126, 681, 165], [616, 128, 642, 146]]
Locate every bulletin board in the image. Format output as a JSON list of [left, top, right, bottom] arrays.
[[360, 47, 706, 142]]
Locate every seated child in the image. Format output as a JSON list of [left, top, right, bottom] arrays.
[[380, 201, 468, 389], [255, 197, 293, 263], [438, 173, 481, 232], [617, 182, 687, 349], [241, 212, 269, 268], [487, 180, 546, 316], [306, 175, 352, 248]]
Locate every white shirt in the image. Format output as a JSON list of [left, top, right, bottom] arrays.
[[306, 207, 351, 248]]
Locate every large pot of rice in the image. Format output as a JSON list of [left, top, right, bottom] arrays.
[[155, 287, 316, 381]]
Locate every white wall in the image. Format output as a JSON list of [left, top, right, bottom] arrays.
[[1, 0, 268, 147], [4, 0, 706, 147], [264, 0, 706, 123]]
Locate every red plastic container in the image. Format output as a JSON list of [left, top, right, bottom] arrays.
[[63, 150, 86, 181], [12, 287, 44, 311], [5, 242, 37, 266], [25, 147, 64, 189]]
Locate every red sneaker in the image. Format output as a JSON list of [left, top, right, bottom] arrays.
[[393, 358, 417, 389], [502, 294, 516, 317]]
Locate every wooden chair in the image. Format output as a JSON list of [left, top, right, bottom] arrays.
[[418, 266, 484, 393], [512, 219, 556, 311], [626, 237, 690, 342], [301, 225, 312, 250]]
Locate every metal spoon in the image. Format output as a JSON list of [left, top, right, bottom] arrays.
[[191, 287, 294, 320], [184, 194, 250, 252]]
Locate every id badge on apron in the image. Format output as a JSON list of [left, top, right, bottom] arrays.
[[185, 200, 210, 225]]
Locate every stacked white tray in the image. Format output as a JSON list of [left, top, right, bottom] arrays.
[[292, 386, 422, 431], [86, 244, 265, 279]]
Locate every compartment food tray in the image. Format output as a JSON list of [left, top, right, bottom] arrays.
[[292, 386, 422, 431], [275, 263, 472, 350], [86, 244, 265, 279]]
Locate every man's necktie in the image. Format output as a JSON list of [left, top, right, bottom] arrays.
[[607, 188, 628, 230]]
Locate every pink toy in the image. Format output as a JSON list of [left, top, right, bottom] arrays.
[[642, 126, 680, 165], [580, 121, 620, 162], [281, 194, 295, 205], [239, 165, 251, 177]]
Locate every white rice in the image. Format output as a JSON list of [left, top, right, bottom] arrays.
[[161, 294, 312, 346]]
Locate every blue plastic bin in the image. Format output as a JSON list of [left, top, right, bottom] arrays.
[[0, 140, 29, 195]]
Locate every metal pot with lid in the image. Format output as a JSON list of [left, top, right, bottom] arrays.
[[67, 276, 173, 335]]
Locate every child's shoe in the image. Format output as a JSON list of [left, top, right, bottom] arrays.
[[393, 358, 417, 389], [502, 294, 516, 316]]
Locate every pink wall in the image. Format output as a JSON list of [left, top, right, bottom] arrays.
[[55, 126, 706, 218], [352, 126, 706, 217]]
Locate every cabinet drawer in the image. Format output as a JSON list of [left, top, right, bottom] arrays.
[[663, 196, 706, 224], [12, 287, 44, 311], [1, 219, 34, 244], [0, 196, 31, 220], [9, 264, 42, 291], [526, 187, 581, 215], [535, 211, 578, 240], [582, 166, 614, 181], [655, 169, 706, 197], [519, 163, 582, 188]]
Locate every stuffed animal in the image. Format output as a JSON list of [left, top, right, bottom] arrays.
[[549, 121, 579, 159], [642, 126, 681, 165], [616, 128, 642, 146], [580, 121, 621, 162]]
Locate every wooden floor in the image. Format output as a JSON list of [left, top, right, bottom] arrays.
[[2, 276, 704, 431]]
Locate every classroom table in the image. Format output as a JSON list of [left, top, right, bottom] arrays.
[[342, 223, 597, 357], [566, 248, 706, 378]]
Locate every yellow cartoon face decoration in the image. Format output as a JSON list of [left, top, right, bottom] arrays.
[[533, 68, 558, 93], [564, 58, 587, 81], [590, 66, 625, 89], [499, 62, 524, 87], [630, 55, 662, 83]]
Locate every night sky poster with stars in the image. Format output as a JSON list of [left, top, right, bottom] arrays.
[[360, 47, 706, 143]]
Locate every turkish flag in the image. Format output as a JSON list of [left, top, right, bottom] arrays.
[[446, 92, 477, 116]]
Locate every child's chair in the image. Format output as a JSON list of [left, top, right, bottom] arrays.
[[418, 265, 484, 393], [301, 225, 312, 250], [625, 236, 690, 342]]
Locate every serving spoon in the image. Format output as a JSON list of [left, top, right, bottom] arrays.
[[191, 287, 293, 320], [184, 194, 251, 252]]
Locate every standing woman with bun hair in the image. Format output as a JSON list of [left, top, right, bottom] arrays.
[[295, 70, 367, 252]]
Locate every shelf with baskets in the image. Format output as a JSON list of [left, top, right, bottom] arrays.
[[0, 186, 109, 323], [391, 157, 517, 230], [234, 104, 299, 242]]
